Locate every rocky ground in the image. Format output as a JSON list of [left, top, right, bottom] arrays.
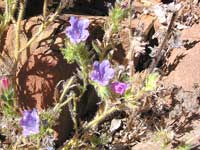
[[0, 0, 200, 149]]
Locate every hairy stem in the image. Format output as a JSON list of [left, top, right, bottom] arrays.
[[54, 96, 73, 111], [100, 24, 113, 61], [72, 97, 78, 134], [5, 0, 9, 21], [14, 0, 26, 61], [84, 106, 118, 130], [18, 1, 66, 53], [62, 106, 118, 149], [59, 76, 76, 102], [43, 0, 48, 20], [128, 0, 135, 76]]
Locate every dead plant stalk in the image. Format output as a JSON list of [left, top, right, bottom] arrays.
[[128, 0, 135, 76], [149, 12, 177, 73]]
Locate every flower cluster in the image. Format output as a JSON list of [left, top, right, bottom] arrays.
[[65, 16, 90, 44], [20, 109, 40, 137], [90, 60, 128, 95]]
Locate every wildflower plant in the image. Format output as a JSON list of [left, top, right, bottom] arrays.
[[0, 0, 79, 149], [61, 1, 161, 148], [0, 77, 16, 116], [108, 2, 128, 33], [90, 59, 115, 100], [92, 1, 128, 61], [0, 0, 165, 149], [61, 16, 91, 89]]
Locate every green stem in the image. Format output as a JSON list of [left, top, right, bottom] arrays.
[[11, 0, 18, 18], [18, 1, 67, 53], [59, 76, 75, 102], [43, 0, 48, 20], [36, 136, 40, 149], [5, 0, 9, 21], [14, 0, 26, 61], [18, 24, 44, 54], [100, 24, 113, 61], [53, 96, 73, 111], [84, 107, 118, 130], [72, 97, 78, 133], [128, 0, 135, 76], [12, 0, 26, 111], [81, 65, 88, 90], [61, 105, 119, 149]]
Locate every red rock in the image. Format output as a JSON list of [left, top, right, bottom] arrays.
[[16, 46, 76, 110], [119, 15, 156, 65], [181, 23, 200, 41], [0, 0, 4, 10], [162, 24, 200, 91], [121, 14, 156, 43], [131, 142, 166, 150]]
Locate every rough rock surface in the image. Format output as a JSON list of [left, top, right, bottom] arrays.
[[118, 15, 156, 65], [162, 24, 200, 91], [131, 142, 165, 150], [0, 0, 4, 10]]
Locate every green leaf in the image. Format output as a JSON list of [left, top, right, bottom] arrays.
[[90, 135, 101, 147], [177, 145, 192, 150], [92, 41, 101, 55], [98, 85, 111, 100], [90, 133, 109, 148], [144, 72, 159, 92], [109, 6, 126, 32], [124, 88, 132, 100]]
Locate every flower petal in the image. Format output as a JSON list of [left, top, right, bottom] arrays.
[[77, 18, 90, 29], [104, 68, 115, 80], [65, 16, 90, 43], [90, 60, 115, 86], [20, 109, 40, 137], [80, 29, 89, 41], [110, 82, 128, 95], [69, 16, 78, 25]]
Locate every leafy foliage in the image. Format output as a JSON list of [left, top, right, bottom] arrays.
[[0, 86, 16, 116], [108, 3, 127, 32]]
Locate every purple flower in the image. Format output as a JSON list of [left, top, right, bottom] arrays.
[[110, 82, 128, 95], [90, 60, 115, 86], [20, 108, 40, 137], [65, 16, 90, 43], [0, 77, 9, 89]]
